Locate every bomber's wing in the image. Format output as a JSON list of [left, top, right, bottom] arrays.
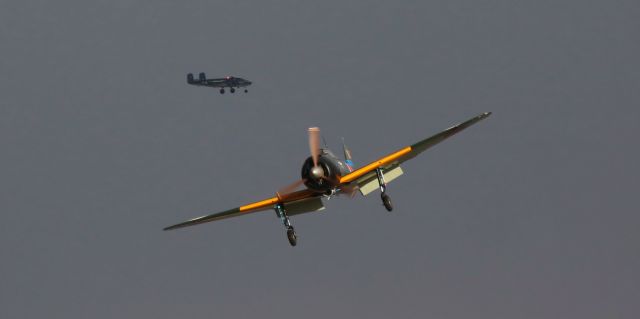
[[203, 79, 228, 87], [339, 112, 491, 186], [164, 189, 317, 231]]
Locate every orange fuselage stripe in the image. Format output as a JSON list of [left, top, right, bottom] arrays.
[[339, 146, 412, 183]]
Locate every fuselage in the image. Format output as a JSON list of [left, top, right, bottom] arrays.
[[213, 76, 251, 88], [186, 73, 252, 88]]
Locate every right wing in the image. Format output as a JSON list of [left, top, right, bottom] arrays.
[[339, 112, 492, 185], [164, 189, 317, 231]]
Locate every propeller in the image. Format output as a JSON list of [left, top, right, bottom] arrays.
[[340, 184, 360, 198], [308, 127, 325, 180], [308, 127, 321, 166], [276, 127, 326, 200], [276, 179, 305, 199]]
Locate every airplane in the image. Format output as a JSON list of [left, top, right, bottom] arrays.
[[187, 72, 252, 94], [164, 112, 492, 246]]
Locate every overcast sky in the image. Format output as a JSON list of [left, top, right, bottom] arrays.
[[1, 1, 639, 318]]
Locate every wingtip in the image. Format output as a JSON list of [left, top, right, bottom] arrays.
[[163, 224, 180, 231]]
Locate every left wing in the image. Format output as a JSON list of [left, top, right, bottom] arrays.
[[164, 189, 317, 231], [339, 112, 491, 185]]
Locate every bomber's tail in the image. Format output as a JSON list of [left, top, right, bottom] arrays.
[[187, 73, 195, 84]]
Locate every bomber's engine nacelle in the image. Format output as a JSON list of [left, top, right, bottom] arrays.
[[301, 155, 339, 193]]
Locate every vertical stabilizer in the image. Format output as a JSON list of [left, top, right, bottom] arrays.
[[342, 138, 354, 172]]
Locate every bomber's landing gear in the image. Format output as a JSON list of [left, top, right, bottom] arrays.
[[230, 88, 236, 93], [244, 89, 248, 93], [376, 168, 393, 212], [275, 204, 297, 246], [219, 88, 225, 94]]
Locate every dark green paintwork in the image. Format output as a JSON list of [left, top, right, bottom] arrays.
[[163, 207, 243, 231], [401, 112, 491, 163]]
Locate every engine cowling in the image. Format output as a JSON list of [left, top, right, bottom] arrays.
[[301, 155, 340, 192]]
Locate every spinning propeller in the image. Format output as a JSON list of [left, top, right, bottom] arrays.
[[276, 127, 325, 199], [307, 127, 325, 180]]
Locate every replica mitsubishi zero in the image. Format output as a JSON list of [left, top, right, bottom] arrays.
[[164, 112, 492, 246], [187, 72, 252, 94]]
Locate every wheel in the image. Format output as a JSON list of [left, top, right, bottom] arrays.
[[244, 89, 248, 93], [286, 226, 297, 246], [381, 193, 393, 212], [230, 88, 236, 93], [219, 88, 225, 94]]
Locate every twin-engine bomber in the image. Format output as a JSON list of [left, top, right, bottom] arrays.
[[164, 112, 492, 246], [187, 72, 252, 94]]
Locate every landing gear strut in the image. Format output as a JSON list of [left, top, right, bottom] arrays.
[[275, 204, 297, 246], [376, 168, 393, 212]]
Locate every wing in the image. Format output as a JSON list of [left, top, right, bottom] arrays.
[[339, 112, 491, 185], [204, 79, 227, 87], [163, 189, 317, 231]]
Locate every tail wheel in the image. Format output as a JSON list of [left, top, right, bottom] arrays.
[[381, 193, 393, 212], [286, 226, 297, 246]]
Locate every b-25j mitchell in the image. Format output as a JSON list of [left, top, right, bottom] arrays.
[[187, 72, 252, 94]]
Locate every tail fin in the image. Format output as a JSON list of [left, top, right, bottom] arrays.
[[342, 138, 354, 172], [198, 72, 206, 82], [187, 73, 195, 83]]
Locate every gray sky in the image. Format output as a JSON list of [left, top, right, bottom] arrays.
[[1, 1, 639, 318]]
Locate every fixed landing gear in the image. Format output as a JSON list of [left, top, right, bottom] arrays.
[[275, 204, 297, 246], [381, 193, 393, 212], [286, 226, 297, 246], [219, 88, 225, 94], [230, 88, 236, 93], [376, 168, 393, 212], [244, 89, 248, 93]]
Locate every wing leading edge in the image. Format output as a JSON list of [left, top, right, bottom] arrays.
[[163, 189, 317, 231], [339, 112, 491, 184]]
